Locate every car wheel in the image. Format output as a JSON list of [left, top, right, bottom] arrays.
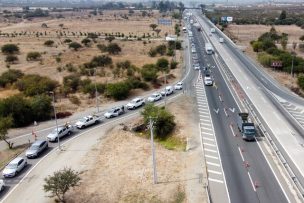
[[68, 131, 72, 135], [55, 137, 58, 142], [81, 125, 85, 129], [95, 120, 98, 124]]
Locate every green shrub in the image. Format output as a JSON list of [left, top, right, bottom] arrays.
[[15, 74, 58, 96], [1, 44, 19, 54], [107, 43, 121, 55], [257, 52, 277, 67], [69, 42, 82, 51], [141, 104, 176, 139], [0, 69, 24, 87], [155, 44, 167, 55], [97, 44, 107, 52], [170, 60, 178, 69], [156, 57, 169, 72], [106, 82, 131, 100], [63, 39, 72, 43], [29, 94, 52, 121], [298, 74, 304, 90], [63, 74, 81, 94], [81, 38, 91, 46], [167, 48, 174, 56], [69, 95, 81, 105], [148, 48, 157, 57], [26, 52, 41, 61], [141, 64, 158, 82], [5, 55, 18, 63], [82, 83, 106, 97], [44, 40, 54, 47]]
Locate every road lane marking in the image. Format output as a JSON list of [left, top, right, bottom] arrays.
[[208, 169, 222, 175], [205, 148, 217, 153], [204, 137, 215, 141], [204, 142, 217, 147], [201, 127, 212, 131], [207, 161, 220, 167], [206, 155, 219, 160], [229, 125, 237, 137], [248, 172, 256, 192], [201, 122, 211, 127], [208, 178, 224, 184], [238, 147, 245, 162], [199, 115, 209, 119]]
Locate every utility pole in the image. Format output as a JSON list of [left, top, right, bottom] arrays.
[[50, 91, 60, 150], [149, 117, 157, 184], [291, 53, 294, 78], [94, 68, 99, 113], [163, 72, 167, 109]]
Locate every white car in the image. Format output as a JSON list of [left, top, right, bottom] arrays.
[[2, 157, 27, 178], [161, 86, 174, 96], [147, 93, 162, 102], [104, 106, 124, 118], [47, 125, 73, 142], [174, 82, 183, 90], [204, 75, 213, 86], [193, 63, 200, 70], [75, 115, 101, 129], [0, 179, 4, 191], [126, 98, 145, 110]]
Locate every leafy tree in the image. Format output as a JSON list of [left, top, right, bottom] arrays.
[[170, 60, 178, 69], [155, 29, 161, 37], [43, 167, 81, 203], [141, 104, 176, 139], [0, 69, 24, 87], [298, 74, 304, 90], [15, 74, 58, 96], [69, 42, 82, 51], [0, 116, 14, 149], [26, 52, 41, 61], [106, 82, 131, 100], [141, 64, 158, 82], [90, 55, 112, 67], [149, 24, 158, 31], [107, 43, 121, 55], [63, 74, 81, 93], [1, 44, 19, 55], [81, 38, 91, 46], [281, 39, 288, 50], [30, 95, 52, 121], [156, 57, 169, 72], [155, 44, 167, 55], [279, 10, 287, 20], [168, 41, 182, 50], [44, 40, 54, 47], [148, 48, 157, 57], [5, 55, 18, 63]]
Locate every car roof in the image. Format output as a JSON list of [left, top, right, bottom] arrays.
[[10, 157, 24, 164], [32, 140, 45, 145]]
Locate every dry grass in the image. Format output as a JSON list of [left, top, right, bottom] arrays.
[[0, 144, 28, 169]]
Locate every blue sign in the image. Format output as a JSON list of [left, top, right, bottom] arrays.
[[158, 19, 172, 26]]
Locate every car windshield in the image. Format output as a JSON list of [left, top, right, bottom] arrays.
[[6, 163, 17, 169], [51, 129, 60, 134], [79, 118, 87, 122], [30, 144, 40, 150], [152, 94, 158, 97], [107, 109, 115, 113], [244, 128, 255, 134]]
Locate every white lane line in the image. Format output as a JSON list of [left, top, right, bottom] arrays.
[[207, 161, 220, 167], [198, 104, 208, 108], [208, 178, 224, 184], [248, 172, 256, 192], [201, 122, 211, 127], [202, 131, 214, 136], [206, 155, 219, 160], [205, 148, 217, 153], [223, 108, 228, 117], [204, 137, 214, 142], [204, 142, 217, 147], [208, 169, 222, 175], [238, 147, 245, 162], [229, 124, 237, 137], [199, 115, 209, 119], [201, 127, 213, 131]]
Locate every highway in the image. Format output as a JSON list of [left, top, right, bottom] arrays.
[[190, 19, 293, 202], [193, 11, 304, 197]]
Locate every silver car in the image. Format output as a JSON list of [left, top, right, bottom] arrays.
[[26, 140, 48, 158], [2, 157, 27, 178]]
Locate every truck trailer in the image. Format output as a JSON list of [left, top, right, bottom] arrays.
[[237, 113, 256, 141]]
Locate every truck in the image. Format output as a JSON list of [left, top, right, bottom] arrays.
[[75, 115, 101, 129], [205, 43, 214, 55], [237, 113, 256, 141], [47, 124, 74, 142]]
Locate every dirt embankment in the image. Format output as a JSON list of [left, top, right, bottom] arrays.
[[66, 96, 206, 203]]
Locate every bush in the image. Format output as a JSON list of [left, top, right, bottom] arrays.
[[107, 43, 121, 55], [81, 38, 91, 46], [141, 64, 158, 82], [69, 42, 82, 51], [126, 77, 149, 90], [96, 44, 107, 52], [5, 55, 18, 63], [298, 74, 304, 90], [15, 74, 58, 96], [148, 48, 157, 57], [56, 111, 72, 119], [106, 82, 131, 100], [30, 94, 52, 121], [155, 44, 167, 55], [26, 52, 41, 61], [168, 41, 182, 50], [69, 95, 81, 105], [156, 57, 169, 72], [166, 48, 174, 56], [257, 52, 277, 67], [89, 55, 112, 68], [63, 74, 81, 94], [44, 40, 54, 47], [0, 69, 24, 87], [141, 104, 176, 139], [63, 39, 72, 43], [170, 60, 178, 69], [1, 44, 19, 54]]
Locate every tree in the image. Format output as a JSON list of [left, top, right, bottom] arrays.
[[0, 116, 14, 149], [1, 44, 19, 55], [106, 82, 131, 100], [81, 38, 91, 46], [279, 10, 287, 20], [97, 44, 107, 52], [43, 167, 81, 203], [5, 55, 18, 64], [141, 64, 158, 82], [69, 42, 82, 51], [90, 55, 112, 67], [281, 39, 288, 50], [155, 29, 161, 37], [149, 24, 158, 31], [44, 40, 54, 47], [107, 43, 121, 55], [105, 36, 115, 43], [298, 74, 304, 90], [141, 104, 176, 139], [156, 57, 169, 72], [155, 44, 167, 55], [0, 69, 24, 87], [26, 52, 41, 61], [30, 95, 52, 121]]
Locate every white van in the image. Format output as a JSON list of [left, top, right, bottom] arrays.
[[219, 37, 224, 43], [161, 86, 174, 96]]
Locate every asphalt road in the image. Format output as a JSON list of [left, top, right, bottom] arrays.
[[190, 14, 292, 202]]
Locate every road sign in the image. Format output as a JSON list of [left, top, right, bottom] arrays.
[[226, 17, 233, 22], [158, 19, 172, 26]]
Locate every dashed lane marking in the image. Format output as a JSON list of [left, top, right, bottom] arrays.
[[205, 148, 217, 153], [207, 161, 221, 167], [204, 142, 217, 147], [208, 178, 224, 184], [208, 169, 222, 175], [206, 155, 219, 160]]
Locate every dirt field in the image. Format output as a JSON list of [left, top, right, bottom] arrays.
[[66, 96, 206, 203], [226, 24, 302, 90]]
